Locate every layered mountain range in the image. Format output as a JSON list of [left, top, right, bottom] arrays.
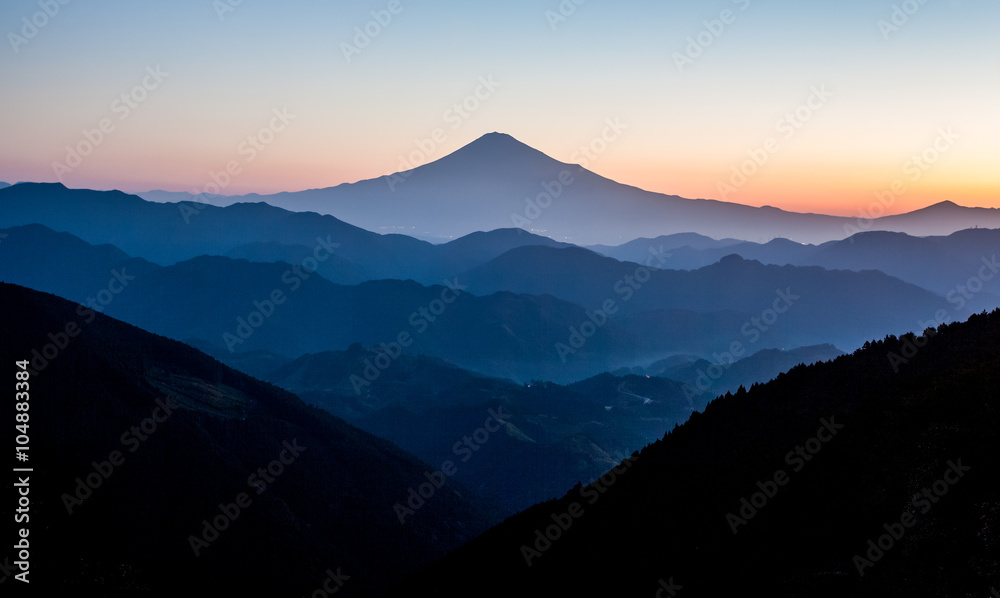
[[2, 132, 997, 596], [137, 133, 1000, 245]]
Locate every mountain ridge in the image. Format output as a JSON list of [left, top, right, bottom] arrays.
[[121, 132, 1000, 245]]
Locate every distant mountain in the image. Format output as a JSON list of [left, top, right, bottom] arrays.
[[0, 181, 10, 189], [138, 188, 229, 206], [0, 182, 438, 279], [606, 237, 816, 271], [461, 245, 953, 340], [595, 228, 1000, 308], [588, 232, 743, 262], [0, 222, 159, 289], [398, 309, 1000, 596], [873, 200, 1000, 238], [647, 343, 845, 398], [0, 283, 495, 596], [224, 240, 370, 285], [805, 229, 1000, 302], [137, 133, 1000, 245], [0, 226, 959, 384], [432, 227, 574, 275], [0, 184, 580, 285], [0, 227, 623, 381], [264, 348, 701, 516]]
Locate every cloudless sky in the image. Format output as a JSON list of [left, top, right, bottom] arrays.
[[1, 0, 997, 216]]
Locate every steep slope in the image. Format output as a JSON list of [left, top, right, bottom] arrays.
[[647, 343, 845, 398], [0, 283, 495, 596], [397, 310, 1000, 597]]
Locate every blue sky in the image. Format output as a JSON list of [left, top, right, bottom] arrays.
[[1, 0, 997, 214]]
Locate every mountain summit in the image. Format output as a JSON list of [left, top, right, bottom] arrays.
[[443, 132, 550, 164], [131, 134, 1000, 245]]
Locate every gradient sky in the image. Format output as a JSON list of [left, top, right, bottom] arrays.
[[1, 0, 997, 216]]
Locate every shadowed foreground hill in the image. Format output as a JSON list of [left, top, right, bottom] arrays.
[[0, 283, 495, 597], [397, 310, 1000, 597], [264, 348, 702, 517]]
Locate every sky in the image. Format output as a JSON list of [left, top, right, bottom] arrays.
[[1, 0, 997, 217]]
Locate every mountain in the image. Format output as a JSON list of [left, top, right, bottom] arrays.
[[432, 227, 574, 276], [224, 240, 370, 285], [397, 309, 1000, 597], [646, 343, 845, 398], [0, 226, 622, 381], [0, 283, 496, 596], [0, 184, 581, 285], [805, 229, 1000, 302], [612, 237, 817, 271], [596, 228, 1000, 307], [873, 200, 1000, 238], [588, 232, 743, 261], [0, 226, 959, 384], [0, 181, 9, 189], [264, 348, 702, 516], [0, 182, 437, 280], [137, 133, 1000, 245], [0, 223, 160, 301], [461, 245, 954, 341]]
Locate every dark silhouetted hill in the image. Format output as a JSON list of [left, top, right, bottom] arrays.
[[396, 310, 1000, 597], [0, 283, 495, 597]]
